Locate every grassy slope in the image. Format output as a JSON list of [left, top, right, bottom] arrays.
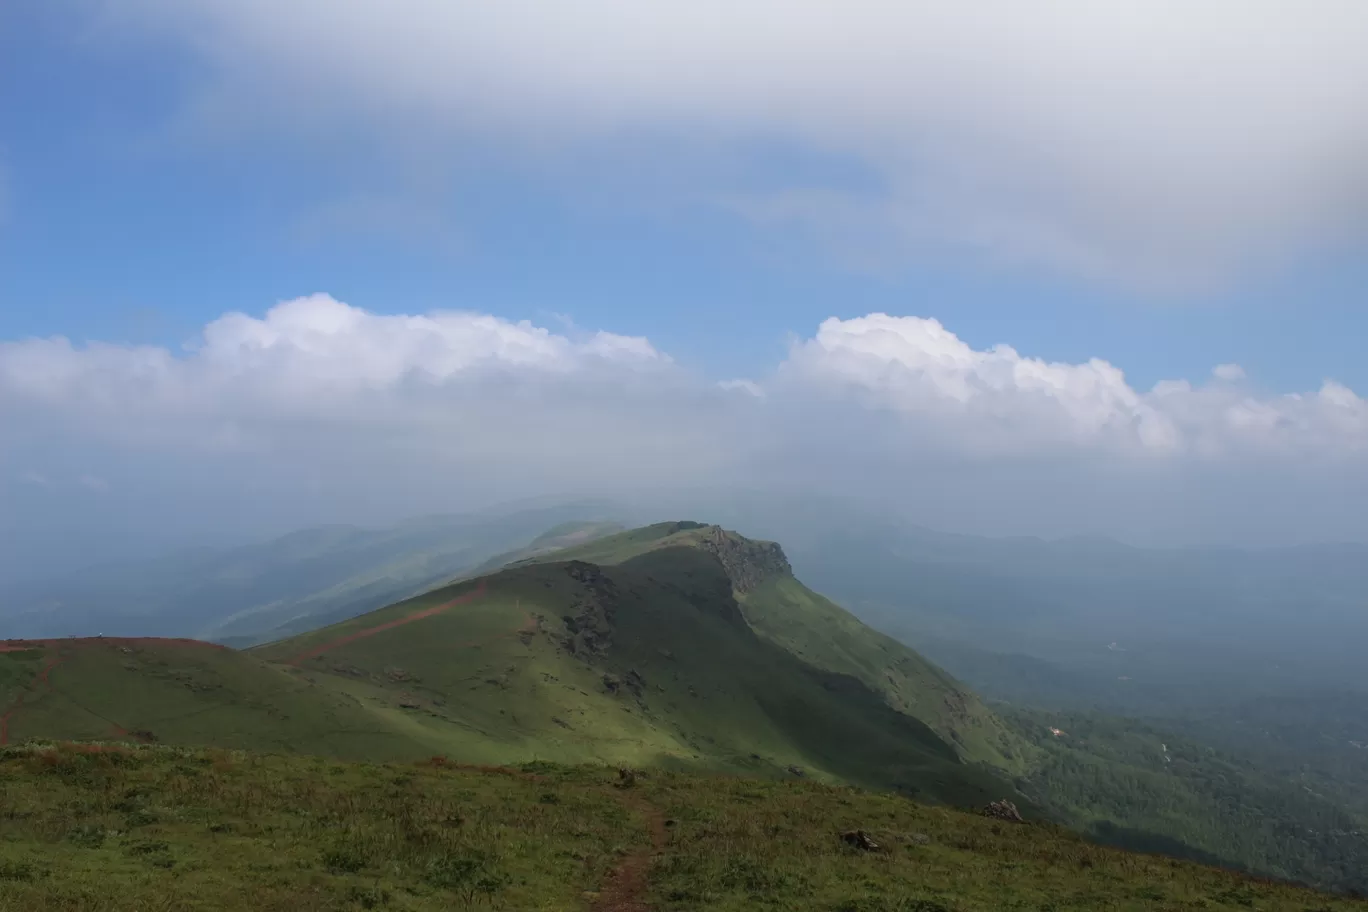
[[0, 639, 433, 762], [1, 742, 1363, 912], [252, 546, 1013, 807], [5, 525, 1013, 807], [740, 575, 1029, 773], [505, 521, 1030, 772]]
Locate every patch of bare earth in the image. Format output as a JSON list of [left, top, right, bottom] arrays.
[[592, 791, 668, 911]]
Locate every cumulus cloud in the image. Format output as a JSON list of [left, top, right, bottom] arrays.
[[103, 0, 1368, 284], [1213, 363, 1247, 382], [777, 314, 1367, 461], [8, 294, 1362, 465], [2, 293, 667, 418], [2, 295, 1365, 564], [0, 295, 733, 491]]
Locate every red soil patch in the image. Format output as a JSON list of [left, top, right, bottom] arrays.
[[42, 742, 136, 758], [418, 756, 549, 783], [287, 580, 489, 665], [594, 792, 669, 911]]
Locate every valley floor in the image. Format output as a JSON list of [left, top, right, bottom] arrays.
[[1, 742, 1362, 912]]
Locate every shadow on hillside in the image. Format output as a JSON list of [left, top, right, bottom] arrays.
[[1087, 820, 1245, 872]]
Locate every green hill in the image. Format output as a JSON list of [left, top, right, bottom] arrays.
[[0, 637, 433, 761], [3, 522, 1020, 809], [252, 524, 1021, 806], [496, 521, 1030, 772], [2, 741, 1362, 912]]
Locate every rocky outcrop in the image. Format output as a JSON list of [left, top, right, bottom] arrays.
[[982, 800, 1025, 823], [691, 525, 792, 594], [840, 830, 881, 852], [560, 561, 620, 659]]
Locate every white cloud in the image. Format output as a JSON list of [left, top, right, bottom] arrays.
[[774, 314, 1366, 461], [19, 470, 49, 486], [1213, 363, 1247, 382], [1, 293, 666, 417], [2, 295, 1366, 562], [105, 0, 1368, 284], [719, 379, 766, 399], [1, 293, 1363, 468]]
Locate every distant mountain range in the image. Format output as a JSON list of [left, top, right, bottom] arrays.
[[0, 503, 626, 646]]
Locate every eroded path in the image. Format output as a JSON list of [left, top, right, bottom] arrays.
[[593, 789, 669, 911], [287, 580, 488, 665]]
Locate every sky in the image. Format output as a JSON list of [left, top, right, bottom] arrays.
[[1, 2, 1367, 578]]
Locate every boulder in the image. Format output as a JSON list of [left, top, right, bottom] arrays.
[[982, 799, 1025, 823]]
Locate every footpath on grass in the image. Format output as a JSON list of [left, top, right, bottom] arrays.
[[287, 580, 490, 665], [592, 779, 670, 912]]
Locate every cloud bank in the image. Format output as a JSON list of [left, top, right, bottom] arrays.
[[104, 0, 1368, 284], [3, 294, 1365, 576]]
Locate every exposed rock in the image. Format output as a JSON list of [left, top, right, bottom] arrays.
[[692, 525, 792, 594], [560, 562, 620, 660], [786, 765, 806, 778], [602, 673, 621, 694], [982, 799, 1025, 823], [840, 829, 880, 851]]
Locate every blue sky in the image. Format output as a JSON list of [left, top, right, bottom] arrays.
[[4, 3, 1365, 391], [1, 2, 1366, 574]]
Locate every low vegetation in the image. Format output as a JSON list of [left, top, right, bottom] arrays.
[[2, 741, 1362, 912]]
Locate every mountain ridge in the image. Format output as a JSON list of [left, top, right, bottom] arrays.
[[2, 521, 1025, 811]]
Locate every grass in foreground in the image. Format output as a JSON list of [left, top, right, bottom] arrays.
[[1, 742, 1363, 912]]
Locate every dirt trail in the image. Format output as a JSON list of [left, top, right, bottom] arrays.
[[593, 791, 669, 912], [0, 649, 68, 746], [287, 580, 490, 665]]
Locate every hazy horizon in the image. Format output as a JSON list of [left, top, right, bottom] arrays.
[[4, 2, 1367, 577]]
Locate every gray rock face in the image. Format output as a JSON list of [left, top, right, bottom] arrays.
[[561, 561, 620, 659], [693, 525, 792, 594], [982, 799, 1025, 823]]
